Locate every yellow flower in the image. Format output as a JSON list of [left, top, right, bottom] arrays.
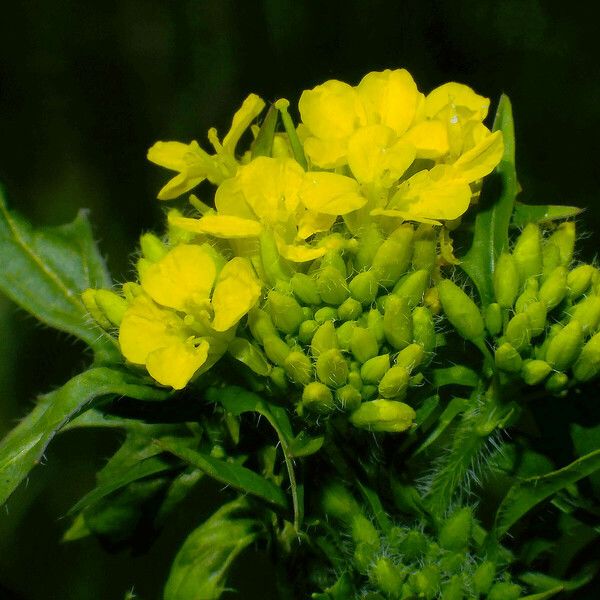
[[119, 244, 262, 389], [148, 94, 265, 200]]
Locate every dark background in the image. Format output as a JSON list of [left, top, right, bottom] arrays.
[[0, 1, 599, 598]]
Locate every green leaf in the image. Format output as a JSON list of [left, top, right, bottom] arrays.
[[358, 482, 392, 534], [158, 437, 288, 509], [495, 449, 600, 537], [512, 201, 583, 228], [0, 367, 168, 506], [460, 94, 518, 305], [227, 337, 271, 376], [164, 498, 259, 600], [288, 431, 324, 458], [520, 564, 597, 593], [432, 366, 480, 388], [571, 423, 600, 496], [0, 188, 117, 359], [413, 397, 469, 456]]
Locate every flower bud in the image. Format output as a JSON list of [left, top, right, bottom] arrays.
[[139, 232, 168, 262], [513, 223, 542, 285], [441, 575, 464, 600], [472, 561, 496, 596], [351, 327, 380, 363], [316, 348, 348, 388], [82, 289, 113, 330], [361, 354, 391, 384], [290, 272, 321, 306], [393, 269, 430, 308], [383, 295, 413, 350], [248, 308, 277, 345], [298, 319, 318, 344], [354, 224, 384, 271], [316, 266, 349, 305], [485, 303, 503, 336], [336, 384, 362, 411], [378, 365, 410, 399], [439, 507, 472, 551], [283, 350, 313, 385], [488, 582, 521, 600], [370, 557, 406, 596], [367, 308, 385, 344], [547, 221, 575, 266], [546, 371, 569, 393], [267, 290, 304, 334], [260, 230, 292, 285], [567, 264, 596, 300], [412, 224, 437, 272], [263, 334, 292, 366], [424, 286, 442, 314], [505, 313, 531, 352], [371, 225, 414, 287], [269, 366, 288, 390], [542, 242, 561, 281], [122, 281, 142, 302], [349, 399, 416, 432], [322, 483, 360, 522], [348, 371, 363, 390], [301, 381, 335, 413], [396, 530, 427, 560], [314, 306, 338, 324], [338, 297, 362, 321], [320, 250, 347, 277], [539, 266, 568, 309], [569, 295, 600, 334], [521, 359, 552, 385], [437, 279, 484, 342], [349, 270, 378, 305], [573, 332, 600, 382], [494, 253, 520, 308], [545, 319, 584, 371], [336, 320, 357, 350], [515, 277, 539, 313], [524, 301, 547, 338], [495, 342, 522, 373], [409, 565, 440, 600], [412, 306, 436, 355], [396, 343, 425, 373], [351, 514, 380, 547], [310, 321, 339, 357], [361, 384, 378, 400]]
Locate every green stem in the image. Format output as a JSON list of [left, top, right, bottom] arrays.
[[275, 98, 308, 170]]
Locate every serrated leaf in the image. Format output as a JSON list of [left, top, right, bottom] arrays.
[[495, 449, 600, 537], [158, 437, 287, 509], [460, 94, 518, 305], [0, 367, 168, 506], [0, 188, 117, 359], [512, 201, 583, 228], [164, 498, 259, 600]]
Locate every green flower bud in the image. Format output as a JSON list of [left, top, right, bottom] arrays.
[[311, 321, 339, 357], [269, 366, 288, 390], [317, 266, 349, 305], [515, 277, 539, 313], [485, 303, 503, 336], [336, 384, 362, 411], [367, 308, 386, 344], [375, 293, 391, 313], [290, 272, 321, 306], [260, 230, 292, 285], [351, 327, 380, 363], [139, 232, 168, 262], [441, 575, 464, 600], [412, 306, 436, 355], [495, 342, 522, 373], [437, 279, 484, 342], [82, 289, 113, 329], [569, 295, 600, 334], [283, 350, 313, 385], [545, 371, 569, 393], [472, 561, 496, 596], [412, 224, 437, 272], [524, 301, 547, 338], [338, 297, 363, 321], [567, 264, 596, 300], [121, 281, 142, 302], [301, 307, 313, 321], [316, 349, 349, 388], [350, 399, 416, 432], [393, 269, 430, 308], [322, 483, 360, 522], [396, 530, 427, 560], [298, 319, 318, 345], [354, 224, 384, 271], [573, 332, 600, 382], [348, 371, 363, 390], [353, 542, 376, 573], [314, 306, 338, 324], [542, 242, 561, 281], [395, 343, 425, 373], [247, 308, 277, 345], [371, 225, 414, 287], [539, 266, 568, 309], [263, 334, 292, 366], [320, 250, 347, 277], [361, 384, 378, 400], [546, 319, 584, 371], [505, 313, 531, 352], [378, 365, 410, 399], [383, 295, 413, 350], [335, 320, 357, 350], [488, 582, 522, 600], [522, 359, 552, 385], [408, 565, 440, 600], [351, 513, 380, 547], [370, 557, 406, 596], [349, 270, 378, 305], [439, 507, 472, 551], [301, 381, 335, 413], [267, 290, 304, 334], [513, 223, 542, 285], [95, 289, 128, 326], [360, 354, 391, 384], [547, 221, 575, 266], [494, 253, 520, 308]]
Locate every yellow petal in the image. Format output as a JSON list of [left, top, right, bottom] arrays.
[[370, 208, 441, 226], [425, 82, 490, 121], [214, 177, 256, 219], [147, 141, 201, 171], [452, 130, 504, 182], [357, 69, 421, 135], [276, 238, 327, 263], [222, 94, 266, 154], [157, 172, 206, 200], [146, 338, 209, 389], [303, 136, 349, 169], [140, 244, 217, 312], [170, 214, 263, 238], [300, 172, 366, 215], [211, 258, 262, 331], [296, 210, 337, 240], [402, 120, 449, 159]]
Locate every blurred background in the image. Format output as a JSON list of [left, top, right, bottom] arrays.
[[0, 1, 599, 598]]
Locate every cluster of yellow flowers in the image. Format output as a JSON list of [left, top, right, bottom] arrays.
[[85, 69, 504, 393]]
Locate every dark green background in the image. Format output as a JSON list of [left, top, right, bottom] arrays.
[[1, 1, 599, 598]]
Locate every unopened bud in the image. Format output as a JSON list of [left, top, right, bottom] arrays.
[[409, 565, 440, 600], [378, 365, 410, 399], [338, 297, 362, 321], [569, 295, 600, 334], [322, 483, 360, 522], [354, 224, 384, 271], [539, 266, 568, 309], [546, 371, 569, 393], [336, 384, 362, 411], [335, 320, 356, 350], [351, 326, 380, 363], [495, 342, 522, 373], [542, 242, 561, 281], [383, 295, 413, 350], [524, 301, 547, 338], [567, 264, 596, 300], [545, 319, 583, 371], [349, 270, 378, 305], [573, 331, 600, 382], [351, 513, 380, 548], [396, 343, 425, 373], [522, 359, 552, 385], [412, 224, 437, 272], [485, 303, 503, 336], [314, 306, 338, 324], [283, 350, 313, 385], [412, 306, 436, 355], [310, 321, 339, 357], [393, 269, 430, 309], [423, 286, 442, 314], [139, 232, 167, 262], [301, 381, 335, 413], [515, 277, 539, 313], [494, 253, 520, 308], [290, 272, 321, 306], [122, 282, 142, 302], [82, 289, 113, 330], [361, 354, 391, 384], [348, 371, 363, 390], [269, 366, 288, 390], [267, 290, 304, 334], [488, 582, 521, 600], [248, 309, 276, 345], [513, 223, 542, 285], [320, 250, 347, 277], [547, 221, 575, 266], [437, 279, 484, 342], [298, 319, 318, 344], [361, 384, 378, 400], [473, 561, 496, 596], [316, 348, 348, 388], [441, 575, 464, 600], [371, 225, 414, 287], [349, 399, 416, 432], [316, 266, 349, 305], [439, 507, 472, 551], [370, 557, 406, 596], [367, 308, 385, 344], [263, 334, 292, 366], [505, 312, 531, 352]]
